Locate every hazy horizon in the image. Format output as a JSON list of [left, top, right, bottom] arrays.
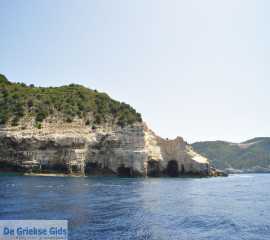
[[1, 0, 270, 143]]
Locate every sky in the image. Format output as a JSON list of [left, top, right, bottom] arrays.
[[0, 0, 270, 143]]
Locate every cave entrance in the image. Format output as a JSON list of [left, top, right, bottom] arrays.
[[117, 164, 132, 177], [71, 165, 81, 173], [147, 160, 160, 177], [85, 162, 99, 174], [166, 160, 179, 177], [181, 164, 185, 174]]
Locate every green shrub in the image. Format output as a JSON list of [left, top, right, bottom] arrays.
[[35, 122, 42, 129], [0, 74, 142, 127], [11, 117, 20, 126], [65, 117, 73, 123], [35, 111, 47, 122]]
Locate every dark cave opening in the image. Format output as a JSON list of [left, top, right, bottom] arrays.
[[117, 164, 132, 177], [147, 160, 161, 177], [71, 165, 81, 173], [85, 162, 99, 174], [41, 163, 68, 173], [181, 164, 185, 174], [166, 160, 179, 177]]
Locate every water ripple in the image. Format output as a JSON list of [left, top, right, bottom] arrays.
[[1, 174, 270, 240]]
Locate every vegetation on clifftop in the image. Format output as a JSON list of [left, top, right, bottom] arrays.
[[0, 74, 142, 127]]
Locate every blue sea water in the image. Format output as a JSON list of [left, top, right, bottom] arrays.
[[0, 174, 270, 240]]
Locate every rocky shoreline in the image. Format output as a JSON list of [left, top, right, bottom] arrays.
[[0, 121, 223, 178], [0, 171, 227, 178]]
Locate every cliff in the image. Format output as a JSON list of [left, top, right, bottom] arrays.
[[0, 121, 211, 177], [0, 74, 214, 177]]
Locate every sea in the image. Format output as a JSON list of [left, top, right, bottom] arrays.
[[0, 174, 270, 240]]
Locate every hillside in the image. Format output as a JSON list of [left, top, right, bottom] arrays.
[[0, 74, 142, 128], [192, 138, 270, 172], [0, 74, 213, 177]]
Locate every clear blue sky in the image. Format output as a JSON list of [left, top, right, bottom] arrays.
[[1, 0, 270, 143]]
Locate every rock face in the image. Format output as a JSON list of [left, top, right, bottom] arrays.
[[0, 120, 211, 177], [144, 126, 210, 176]]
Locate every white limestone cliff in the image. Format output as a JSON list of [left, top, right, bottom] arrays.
[[0, 120, 212, 176]]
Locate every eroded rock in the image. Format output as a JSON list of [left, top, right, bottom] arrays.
[[0, 122, 212, 177]]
